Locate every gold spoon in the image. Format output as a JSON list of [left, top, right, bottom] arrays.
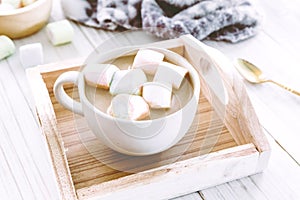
[[234, 58, 300, 96]]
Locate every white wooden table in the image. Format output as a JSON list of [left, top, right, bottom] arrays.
[[1, 0, 300, 199]]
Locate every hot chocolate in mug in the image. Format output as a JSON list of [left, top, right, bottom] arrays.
[[54, 47, 200, 156]]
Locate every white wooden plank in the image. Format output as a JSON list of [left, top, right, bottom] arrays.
[[50, 0, 66, 21], [199, 189, 225, 200], [243, 84, 300, 163], [0, 61, 60, 200], [0, 171, 9, 200], [205, 30, 300, 163], [0, 102, 36, 200], [172, 192, 202, 200], [228, 179, 267, 200], [238, 178, 268, 200], [0, 3, 92, 199], [215, 184, 239, 200], [78, 26, 163, 51], [79, 26, 115, 48], [0, 127, 23, 200], [256, 0, 300, 55]]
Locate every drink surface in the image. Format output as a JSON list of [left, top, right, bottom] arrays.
[[85, 55, 194, 120]]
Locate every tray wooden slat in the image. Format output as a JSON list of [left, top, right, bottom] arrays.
[[50, 87, 237, 190]]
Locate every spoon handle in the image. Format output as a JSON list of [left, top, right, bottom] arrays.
[[269, 80, 300, 96]]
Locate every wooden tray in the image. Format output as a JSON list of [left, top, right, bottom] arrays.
[[26, 36, 270, 200]]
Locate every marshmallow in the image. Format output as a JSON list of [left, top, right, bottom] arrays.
[[108, 94, 150, 120], [110, 69, 147, 95], [2, 0, 21, 9], [21, 0, 36, 7], [154, 61, 188, 89], [19, 43, 43, 68], [0, 3, 15, 11], [142, 82, 172, 109], [84, 64, 119, 90], [46, 20, 74, 46], [0, 35, 15, 60], [132, 49, 164, 75]]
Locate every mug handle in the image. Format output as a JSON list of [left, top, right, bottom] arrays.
[[53, 71, 84, 116]]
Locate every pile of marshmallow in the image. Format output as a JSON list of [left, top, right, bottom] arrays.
[[84, 49, 188, 121], [0, 0, 36, 11], [0, 20, 74, 67]]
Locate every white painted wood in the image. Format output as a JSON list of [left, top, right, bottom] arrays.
[[172, 193, 202, 200], [0, 124, 23, 200], [199, 189, 225, 200], [0, 0, 300, 199], [238, 177, 268, 200], [26, 67, 78, 200], [247, 133, 300, 200], [0, 60, 60, 200], [204, 0, 300, 163], [201, 133, 300, 200], [77, 144, 259, 200], [206, 47, 300, 163], [227, 179, 266, 200]]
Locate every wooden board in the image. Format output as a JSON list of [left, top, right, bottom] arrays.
[[26, 36, 270, 200]]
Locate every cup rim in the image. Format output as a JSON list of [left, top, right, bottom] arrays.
[[0, 0, 48, 16], [78, 47, 201, 124]]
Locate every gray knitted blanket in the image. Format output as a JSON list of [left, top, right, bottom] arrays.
[[62, 0, 260, 43]]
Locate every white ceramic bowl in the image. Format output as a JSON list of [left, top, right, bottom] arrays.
[[54, 47, 201, 156], [0, 0, 52, 38]]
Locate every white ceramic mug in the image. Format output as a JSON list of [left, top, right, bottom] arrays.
[[54, 47, 200, 156]]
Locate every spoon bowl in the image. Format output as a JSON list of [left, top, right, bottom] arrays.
[[234, 58, 267, 83], [234, 58, 300, 96]]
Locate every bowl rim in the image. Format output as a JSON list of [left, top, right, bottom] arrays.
[[0, 0, 48, 16]]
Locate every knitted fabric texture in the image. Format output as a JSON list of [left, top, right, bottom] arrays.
[[62, 0, 260, 43]]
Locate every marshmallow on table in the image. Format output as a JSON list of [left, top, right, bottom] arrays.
[[2, 0, 21, 8], [154, 61, 188, 89], [131, 49, 164, 75], [46, 20, 74, 46], [142, 82, 172, 109], [0, 35, 15, 60], [110, 69, 147, 95], [84, 64, 119, 90], [108, 94, 150, 120], [19, 43, 43, 68]]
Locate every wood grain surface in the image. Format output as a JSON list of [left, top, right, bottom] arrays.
[[0, 0, 300, 199]]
